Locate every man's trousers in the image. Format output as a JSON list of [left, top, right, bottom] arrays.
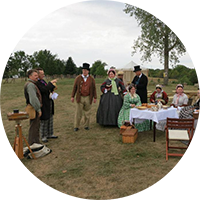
[[74, 96, 92, 129], [29, 112, 40, 145]]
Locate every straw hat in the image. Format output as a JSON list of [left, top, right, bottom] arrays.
[[117, 71, 124, 75], [53, 82, 57, 90]]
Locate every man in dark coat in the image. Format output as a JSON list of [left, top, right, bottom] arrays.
[[36, 68, 58, 142], [132, 65, 148, 103]]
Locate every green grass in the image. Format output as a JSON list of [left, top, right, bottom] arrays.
[[0, 77, 197, 199]]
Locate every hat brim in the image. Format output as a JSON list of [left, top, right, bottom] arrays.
[[156, 86, 162, 90], [133, 69, 142, 72], [81, 67, 90, 71]]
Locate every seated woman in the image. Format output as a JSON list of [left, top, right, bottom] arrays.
[[150, 84, 168, 105], [179, 87, 200, 119], [171, 84, 188, 107], [118, 84, 150, 132], [96, 68, 127, 126]]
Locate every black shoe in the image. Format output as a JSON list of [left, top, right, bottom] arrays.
[[42, 138, 48, 143], [84, 127, 89, 130], [74, 128, 79, 132], [47, 135, 58, 139]]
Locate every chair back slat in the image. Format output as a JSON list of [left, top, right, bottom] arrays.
[[166, 118, 194, 130], [166, 118, 195, 139]]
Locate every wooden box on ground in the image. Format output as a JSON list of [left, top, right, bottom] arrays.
[[122, 128, 138, 143]]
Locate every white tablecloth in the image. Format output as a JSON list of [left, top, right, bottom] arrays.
[[129, 107, 179, 124]]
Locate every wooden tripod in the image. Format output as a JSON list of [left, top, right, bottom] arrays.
[[7, 112, 36, 159]]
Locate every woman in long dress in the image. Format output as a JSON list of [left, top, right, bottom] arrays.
[[118, 84, 150, 132], [96, 68, 127, 126]]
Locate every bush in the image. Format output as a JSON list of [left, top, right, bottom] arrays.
[[189, 69, 198, 85], [178, 75, 192, 85], [171, 80, 179, 84]]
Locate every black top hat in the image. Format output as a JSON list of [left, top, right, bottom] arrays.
[[82, 63, 90, 71], [133, 65, 142, 72]]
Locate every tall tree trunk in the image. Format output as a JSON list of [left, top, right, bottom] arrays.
[[164, 27, 169, 85]]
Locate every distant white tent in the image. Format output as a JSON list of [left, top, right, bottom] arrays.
[[116, 61, 149, 85], [118, 61, 138, 71]]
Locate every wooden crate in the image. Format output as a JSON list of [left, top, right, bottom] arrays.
[[122, 128, 138, 143]]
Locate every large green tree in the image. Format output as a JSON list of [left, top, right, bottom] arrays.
[[76, 66, 82, 75], [90, 60, 107, 76], [6, 51, 31, 79], [124, 5, 186, 85], [64, 57, 77, 75], [33, 50, 57, 76], [53, 59, 65, 75]]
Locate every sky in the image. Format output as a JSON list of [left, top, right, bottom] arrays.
[[13, 0, 194, 70]]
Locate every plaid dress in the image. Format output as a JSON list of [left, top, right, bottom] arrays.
[[179, 105, 194, 119]]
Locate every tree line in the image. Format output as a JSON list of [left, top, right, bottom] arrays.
[[149, 65, 198, 85], [4, 49, 108, 79], [4, 49, 198, 85]]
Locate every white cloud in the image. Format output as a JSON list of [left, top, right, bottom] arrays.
[[13, 1, 194, 69]]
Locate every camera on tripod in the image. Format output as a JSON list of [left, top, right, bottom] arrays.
[[7, 110, 29, 123]]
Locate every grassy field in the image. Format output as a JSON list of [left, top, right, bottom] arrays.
[[0, 78, 197, 199]]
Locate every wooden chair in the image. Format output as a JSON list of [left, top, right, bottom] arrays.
[[165, 118, 195, 161]]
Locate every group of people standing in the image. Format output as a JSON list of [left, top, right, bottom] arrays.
[[24, 68, 58, 146], [24, 63, 199, 146], [71, 63, 150, 132], [71, 63, 200, 133]]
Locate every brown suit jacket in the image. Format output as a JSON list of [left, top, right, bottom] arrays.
[[71, 75, 97, 104]]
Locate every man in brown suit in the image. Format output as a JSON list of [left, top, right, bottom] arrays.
[[71, 63, 97, 131]]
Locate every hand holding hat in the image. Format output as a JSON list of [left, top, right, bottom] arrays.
[[51, 79, 58, 90]]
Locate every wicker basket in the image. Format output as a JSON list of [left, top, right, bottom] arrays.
[[120, 121, 132, 134], [122, 128, 138, 143], [120, 125, 127, 134]]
